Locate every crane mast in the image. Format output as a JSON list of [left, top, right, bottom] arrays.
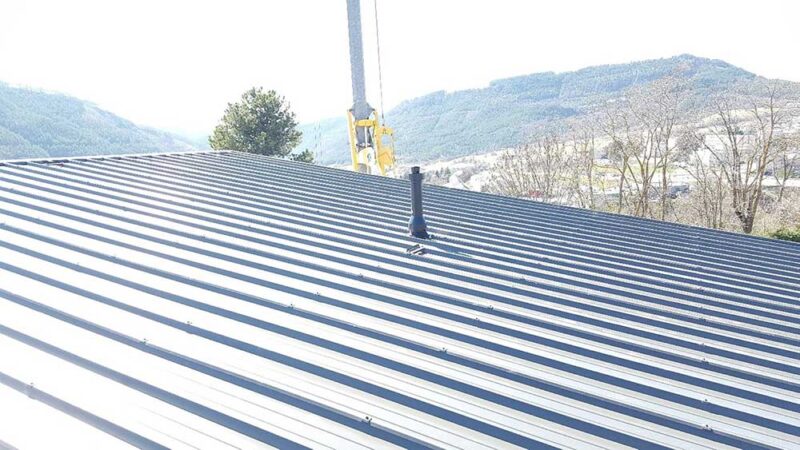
[[345, 0, 395, 175]]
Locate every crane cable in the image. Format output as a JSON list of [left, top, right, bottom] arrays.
[[373, 0, 386, 123]]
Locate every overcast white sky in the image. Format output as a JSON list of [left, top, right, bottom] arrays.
[[1, 0, 799, 137]]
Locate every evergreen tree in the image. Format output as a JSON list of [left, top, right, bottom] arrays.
[[210, 87, 310, 162]]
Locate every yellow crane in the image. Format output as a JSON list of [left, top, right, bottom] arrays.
[[345, 0, 396, 175]]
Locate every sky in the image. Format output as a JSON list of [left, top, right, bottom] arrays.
[[1, 0, 799, 138]]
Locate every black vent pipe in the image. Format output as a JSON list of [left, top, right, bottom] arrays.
[[408, 166, 430, 239]]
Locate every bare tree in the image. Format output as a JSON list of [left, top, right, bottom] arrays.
[[567, 121, 598, 209], [689, 81, 796, 233], [597, 77, 686, 218], [598, 99, 639, 214], [676, 130, 729, 229], [490, 134, 578, 203], [648, 78, 685, 220], [602, 135, 632, 214], [771, 132, 800, 203]]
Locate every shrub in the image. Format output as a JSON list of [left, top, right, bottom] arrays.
[[770, 227, 800, 242]]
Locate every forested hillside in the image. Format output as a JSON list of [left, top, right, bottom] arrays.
[[0, 82, 194, 160], [300, 54, 759, 164]]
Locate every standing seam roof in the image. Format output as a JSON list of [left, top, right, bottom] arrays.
[[0, 150, 798, 449]]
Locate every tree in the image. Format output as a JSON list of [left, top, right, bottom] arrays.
[[210, 88, 309, 161], [490, 134, 578, 204], [675, 129, 729, 229], [598, 77, 686, 219], [686, 82, 796, 233], [771, 132, 800, 203], [566, 121, 598, 210], [289, 148, 315, 163]]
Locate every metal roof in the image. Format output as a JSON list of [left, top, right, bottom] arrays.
[[0, 150, 798, 449]]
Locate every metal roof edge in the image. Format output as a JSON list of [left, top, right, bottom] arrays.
[[0, 150, 228, 167]]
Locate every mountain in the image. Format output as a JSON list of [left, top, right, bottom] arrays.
[[300, 54, 761, 164], [0, 82, 195, 160]]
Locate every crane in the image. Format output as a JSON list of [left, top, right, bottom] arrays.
[[345, 0, 396, 175]]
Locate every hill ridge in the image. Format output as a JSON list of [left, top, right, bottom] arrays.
[[0, 82, 195, 160], [300, 54, 766, 164]]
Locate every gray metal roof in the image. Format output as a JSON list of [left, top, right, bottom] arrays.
[[0, 150, 798, 449]]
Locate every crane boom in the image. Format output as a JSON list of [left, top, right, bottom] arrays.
[[346, 0, 371, 123], [345, 0, 395, 175]]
